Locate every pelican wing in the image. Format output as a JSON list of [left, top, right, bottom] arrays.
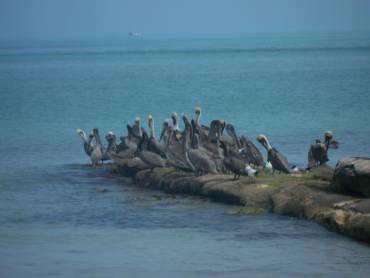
[[240, 135, 264, 166], [329, 140, 340, 149]]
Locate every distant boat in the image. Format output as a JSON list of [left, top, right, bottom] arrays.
[[129, 32, 141, 37]]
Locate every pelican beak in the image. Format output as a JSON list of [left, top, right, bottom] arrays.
[[256, 134, 267, 149], [324, 130, 333, 141]]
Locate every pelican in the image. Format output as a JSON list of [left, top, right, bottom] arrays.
[[220, 140, 256, 179], [159, 119, 172, 143], [136, 132, 166, 170], [171, 112, 180, 132], [183, 115, 218, 176], [308, 131, 339, 169], [208, 119, 225, 142], [257, 134, 290, 173], [225, 124, 264, 166], [191, 106, 211, 144], [147, 114, 166, 157], [194, 106, 202, 126], [105, 131, 118, 154], [162, 120, 194, 171], [76, 129, 94, 157], [91, 128, 104, 166], [132, 117, 144, 139]]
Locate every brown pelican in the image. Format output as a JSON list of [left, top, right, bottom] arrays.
[[225, 124, 264, 166], [132, 117, 143, 138], [159, 114, 194, 171], [194, 106, 202, 126], [136, 132, 166, 170], [76, 129, 94, 157], [91, 128, 104, 166], [183, 115, 218, 176], [171, 112, 180, 133], [308, 131, 339, 169], [147, 114, 166, 157], [105, 131, 118, 154], [219, 140, 257, 180], [208, 119, 225, 142], [257, 134, 290, 173], [192, 106, 212, 145], [159, 119, 172, 143]]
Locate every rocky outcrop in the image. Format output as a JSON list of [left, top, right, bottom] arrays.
[[332, 157, 370, 197], [115, 159, 370, 243]]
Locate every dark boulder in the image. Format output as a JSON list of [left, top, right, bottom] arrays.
[[331, 157, 370, 197]]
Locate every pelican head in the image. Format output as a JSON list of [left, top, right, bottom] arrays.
[[324, 131, 333, 141], [163, 118, 170, 127], [195, 106, 201, 115], [147, 114, 153, 127], [182, 113, 191, 127], [76, 128, 85, 137], [134, 117, 141, 124], [171, 112, 178, 122], [105, 131, 114, 138], [257, 134, 272, 151], [105, 131, 115, 142], [76, 128, 89, 143], [171, 112, 179, 130]]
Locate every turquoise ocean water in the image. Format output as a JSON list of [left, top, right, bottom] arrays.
[[1, 34, 370, 277]]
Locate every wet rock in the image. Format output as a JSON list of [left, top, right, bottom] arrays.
[[331, 157, 370, 197], [271, 185, 311, 217], [315, 208, 370, 242], [113, 158, 370, 243], [310, 164, 334, 181], [228, 206, 266, 215], [118, 157, 149, 177]]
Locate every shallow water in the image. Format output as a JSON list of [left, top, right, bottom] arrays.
[[1, 34, 370, 277]]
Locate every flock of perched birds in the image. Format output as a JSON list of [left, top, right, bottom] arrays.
[[76, 107, 339, 179]]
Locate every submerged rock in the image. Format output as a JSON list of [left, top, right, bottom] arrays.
[[95, 187, 108, 193], [331, 157, 370, 197], [114, 158, 370, 243], [228, 207, 266, 215]]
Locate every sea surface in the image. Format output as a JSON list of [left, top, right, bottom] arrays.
[[1, 34, 370, 277]]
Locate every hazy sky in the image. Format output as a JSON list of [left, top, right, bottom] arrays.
[[1, 0, 370, 39]]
